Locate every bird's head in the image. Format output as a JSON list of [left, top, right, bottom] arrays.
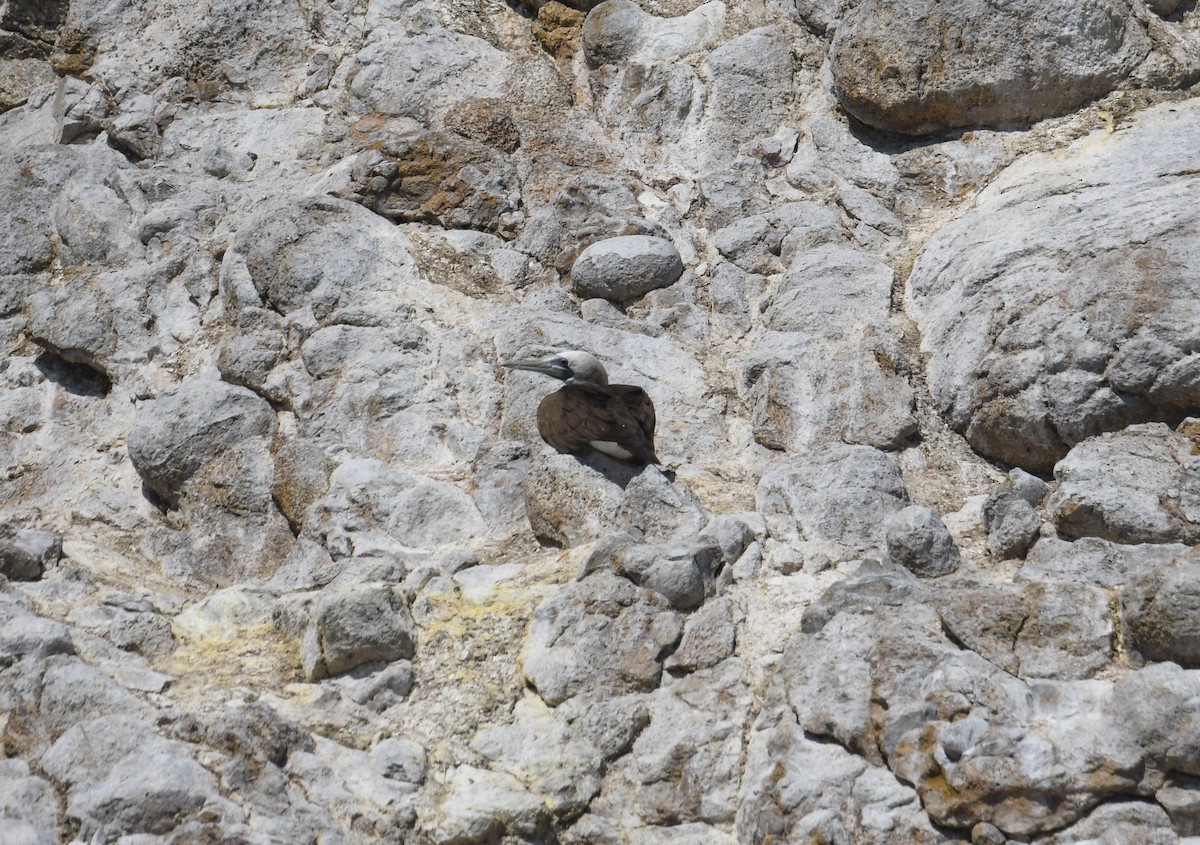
[[502, 349, 610, 387]]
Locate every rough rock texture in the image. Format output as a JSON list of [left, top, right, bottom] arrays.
[[885, 505, 961, 577], [3, 0, 1200, 842], [830, 0, 1151, 134], [1050, 421, 1200, 544], [907, 101, 1200, 473]]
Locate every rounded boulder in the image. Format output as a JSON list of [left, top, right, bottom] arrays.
[[570, 235, 683, 301]]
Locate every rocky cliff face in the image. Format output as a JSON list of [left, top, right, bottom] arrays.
[[2, 0, 1200, 842]]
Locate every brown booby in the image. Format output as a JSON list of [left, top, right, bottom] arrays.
[[502, 350, 659, 465]]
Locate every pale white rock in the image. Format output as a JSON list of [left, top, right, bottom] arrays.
[[757, 444, 912, 562], [307, 459, 488, 555], [521, 571, 683, 706], [427, 765, 548, 844], [763, 243, 893, 332], [582, 0, 725, 65], [700, 27, 795, 164], [0, 600, 73, 664], [0, 819, 55, 845], [907, 101, 1200, 472], [1049, 422, 1200, 544], [472, 695, 605, 818], [370, 736, 427, 786], [743, 325, 917, 452], [600, 660, 752, 825], [0, 760, 61, 844]]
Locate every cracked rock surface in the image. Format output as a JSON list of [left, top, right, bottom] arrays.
[[4, 0, 1200, 843]]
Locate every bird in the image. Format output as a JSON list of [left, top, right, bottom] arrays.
[[502, 349, 660, 465]]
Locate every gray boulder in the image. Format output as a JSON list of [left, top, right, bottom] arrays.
[[581, 0, 725, 65], [906, 101, 1200, 472], [762, 243, 893, 333], [26, 281, 116, 374], [1022, 536, 1189, 589], [700, 26, 794, 158], [664, 595, 743, 672], [1049, 422, 1200, 544], [744, 326, 917, 452], [570, 235, 684, 302], [0, 524, 61, 580], [1121, 549, 1200, 667], [127, 376, 276, 505], [594, 660, 751, 825], [830, 0, 1150, 134], [370, 737, 427, 785], [427, 765, 548, 844], [757, 444, 911, 562], [0, 600, 73, 666], [938, 579, 1113, 679], [0, 760, 60, 844], [472, 697, 605, 818], [885, 506, 961, 577], [522, 452, 628, 548], [521, 571, 683, 706], [275, 582, 415, 681], [41, 714, 221, 839], [611, 540, 715, 610], [985, 497, 1042, 559]]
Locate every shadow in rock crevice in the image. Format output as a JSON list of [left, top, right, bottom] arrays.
[[34, 351, 112, 397]]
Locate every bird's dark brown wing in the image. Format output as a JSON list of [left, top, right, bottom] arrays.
[[537, 384, 659, 464]]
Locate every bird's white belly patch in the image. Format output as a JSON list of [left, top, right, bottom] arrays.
[[590, 440, 633, 459]]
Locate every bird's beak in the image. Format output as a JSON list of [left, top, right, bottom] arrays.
[[501, 356, 570, 381]]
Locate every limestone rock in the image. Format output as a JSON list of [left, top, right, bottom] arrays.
[[127, 376, 276, 505], [1122, 548, 1200, 666], [1049, 422, 1200, 544], [0, 759, 61, 845], [26, 280, 116, 374], [41, 714, 222, 839], [664, 595, 743, 672], [1021, 536, 1190, 588], [472, 696, 605, 818], [744, 326, 917, 452], [521, 571, 683, 706], [938, 578, 1113, 679], [344, 132, 521, 236], [700, 26, 795, 158], [831, 0, 1150, 134], [757, 444, 911, 562], [275, 582, 414, 681], [907, 101, 1200, 472], [370, 737, 427, 785], [595, 660, 752, 826], [0, 524, 61, 580], [570, 235, 684, 301], [885, 505, 961, 577], [982, 468, 1047, 559], [428, 765, 548, 844], [581, 0, 725, 66], [985, 497, 1042, 559], [522, 452, 627, 547]]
